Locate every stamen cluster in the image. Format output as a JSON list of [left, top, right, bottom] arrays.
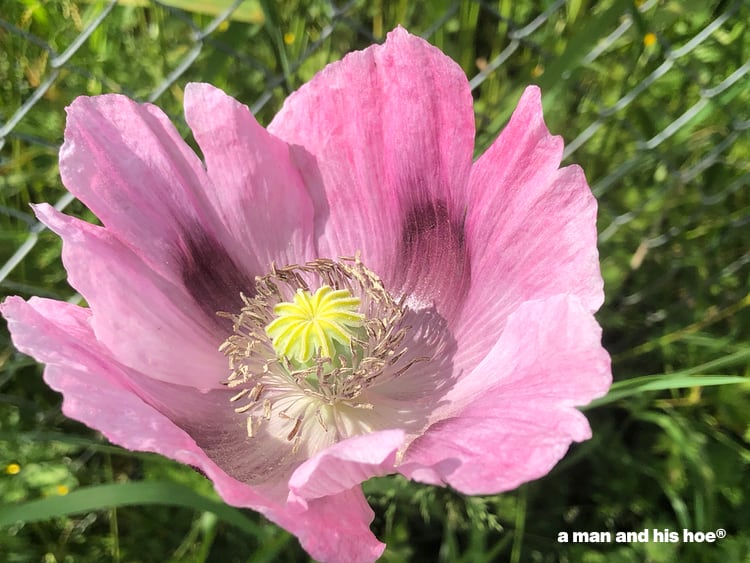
[[219, 257, 424, 450]]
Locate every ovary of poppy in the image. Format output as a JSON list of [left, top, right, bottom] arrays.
[[1, 27, 611, 563]]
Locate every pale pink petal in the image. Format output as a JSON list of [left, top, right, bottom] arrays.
[[357, 306, 458, 446], [400, 295, 611, 494], [3, 295, 388, 562], [61, 94, 219, 273], [131, 378, 302, 500], [0, 296, 274, 512], [454, 86, 604, 372], [294, 488, 386, 563], [183, 83, 316, 269], [61, 95, 271, 326], [34, 203, 228, 389], [3, 273, 309, 498], [269, 27, 474, 319], [288, 429, 403, 508]]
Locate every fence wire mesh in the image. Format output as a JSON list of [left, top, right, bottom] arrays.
[[1, 0, 749, 372]]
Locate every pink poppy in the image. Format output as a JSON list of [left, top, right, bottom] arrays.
[[2, 27, 611, 562]]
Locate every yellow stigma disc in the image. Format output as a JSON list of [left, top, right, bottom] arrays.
[[265, 286, 363, 363]]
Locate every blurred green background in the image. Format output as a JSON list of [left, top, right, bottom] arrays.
[[1, 0, 749, 561]]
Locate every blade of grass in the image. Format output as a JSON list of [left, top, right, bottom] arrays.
[[0, 431, 162, 459], [616, 293, 750, 360], [676, 347, 750, 376], [537, 0, 631, 91], [247, 529, 294, 563], [510, 486, 527, 563], [0, 481, 261, 537], [584, 374, 748, 409], [258, 0, 293, 93], [105, 453, 120, 563], [196, 511, 219, 563], [80, 0, 264, 23]]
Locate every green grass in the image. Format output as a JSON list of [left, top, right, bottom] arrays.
[[1, 0, 749, 561]]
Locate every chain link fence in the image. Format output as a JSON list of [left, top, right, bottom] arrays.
[[1, 0, 749, 372]]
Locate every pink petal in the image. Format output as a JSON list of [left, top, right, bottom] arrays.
[[400, 295, 611, 494], [281, 431, 406, 562], [183, 83, 316, 269], [2, 296, 388, 562], [0, 296, 273, 511], [455, 86, 604, 372], [293, 488, 386, 563], [288, 429, 403, 508], [34, 203, 228, 389], [3, 268, 311, 497], [60, 92, 289, 325], [268, 27, 474, 319], [356, 306, 458, 446], [61, 93, 219, 274]]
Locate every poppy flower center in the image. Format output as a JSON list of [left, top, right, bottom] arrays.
[[219, 257, 422, 453], [265, 286, 364, 364]]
